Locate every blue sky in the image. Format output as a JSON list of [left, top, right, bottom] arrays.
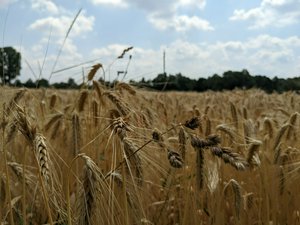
[[0, 0, 300, 83]]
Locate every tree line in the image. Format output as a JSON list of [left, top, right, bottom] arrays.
[[132, 70, 300, 93], [1, 46, 300, 93], [10, 70, 300, 94]]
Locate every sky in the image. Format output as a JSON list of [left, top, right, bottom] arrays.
[[0, 0, 300, 83]]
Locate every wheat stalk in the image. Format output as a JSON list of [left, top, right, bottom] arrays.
[[178, 127, 186, 160], [72, 112, 81, 157]]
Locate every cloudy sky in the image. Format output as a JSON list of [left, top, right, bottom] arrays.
[[0, 0, 300, 83]]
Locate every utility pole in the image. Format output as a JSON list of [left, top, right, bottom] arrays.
[[162, 50, 169, 91]]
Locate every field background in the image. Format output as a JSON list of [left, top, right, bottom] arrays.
[[0, 84, 300, 225]]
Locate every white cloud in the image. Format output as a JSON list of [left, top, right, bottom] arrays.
[[22, 5, 95, 82], [89, 0, 212, 32], [28, 12, 95, 38], [31, 0, 59, 14], [90, 0, 128, 7], [90, 35, 300, 81], [149, 14, 214, 31], [230, 0, 300, 28], [176, 0, 206, 9]]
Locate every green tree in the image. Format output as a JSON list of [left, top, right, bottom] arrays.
[[0, 47, 21, 84]]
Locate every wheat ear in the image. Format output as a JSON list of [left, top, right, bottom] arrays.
[[224, 179, 242, 219], [49, 93, 57, 110], [78, 90, 89, 112], [191, 134, 221, 149], [103, 91, 130, 116], [14, 104, 54, 225], [167, 149, 183, 168], [210, 147, 248, 170], [286, 112, 298, 140], [246, 140, 262, 167], [6, 88, 26, 114], [76, 155, 104, 225], [263, 117, 273, 138], [230, 102, 239, 130], [34, 134, 50, 182], [272, 123, 290, 152], [87, 63, 102, 81], [116, 82, 136, 95]]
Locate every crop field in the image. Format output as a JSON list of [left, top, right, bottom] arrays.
[[0, 84, 300, 225]]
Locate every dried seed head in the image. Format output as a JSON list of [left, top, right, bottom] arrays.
[[191, 134, 221, 149], [152, 128, 163, 142], [184, 117, 200, 130], [167, 149, 183, 168], [210, 147, 249, 170]]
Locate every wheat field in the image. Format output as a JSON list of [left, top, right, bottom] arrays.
[[0, 83, 300, 225]]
